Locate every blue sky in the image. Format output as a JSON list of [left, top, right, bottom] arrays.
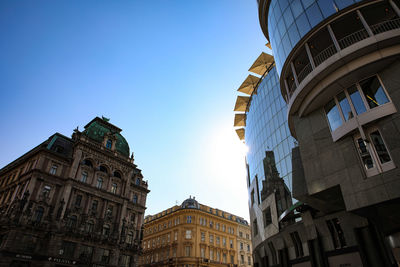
[[0, 0, 268, 220]]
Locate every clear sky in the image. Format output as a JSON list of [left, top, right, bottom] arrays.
[[0, 0, 268, 221]]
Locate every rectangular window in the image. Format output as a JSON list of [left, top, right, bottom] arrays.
[[326, 218, 347, 249], [354, 128, 395, 176], [248, 256, 251, 265], [325, 99, 343, 131], [185, 246, 190, 257], [241, 255, 244, 264], [223, 253, 227, 263], [185, 230, 191, 239], [240, 242, 243, 250], [223, 237, 226, 246], [253, 219, 258, 236], [174, 231, 178, 241], [216, 223, 220, 230], [50, 165, 58, 175], [210, 249, 214, 260], [209, 234, 214, 243], [201, 232, 205, 242], [348, 85, 366, 115], [216, 236, 220, 245], [201, 247, 205, 258], [75, 195, 82, 207], [337, 91, 353, 121], [359, 76, 389, 109], [251, 190, 255, 206], [187, 216, 192, 223], [111, 183, 117, 194], [81, 171, 88, 183], [263, 207, 272, 227], [290, 231, 304, 258]]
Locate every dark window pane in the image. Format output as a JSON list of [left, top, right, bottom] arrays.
[[325, 99, 343, 131], [370, 131, 391, 164], [356, 138, 374, 169], [337, 92, 353, 121], [348, 86, 366, 114], [360, 76, 389, 108]]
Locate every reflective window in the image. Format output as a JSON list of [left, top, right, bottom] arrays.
[[325, 99, 343, 131], [370, 130, 391, 164], [337, 92, 353, 121], [348, 86, 366, 115], [359, 76, 389, 109], [355, 138, 374, 170]]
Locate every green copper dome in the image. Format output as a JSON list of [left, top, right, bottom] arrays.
[[83, 118, 130, 157]]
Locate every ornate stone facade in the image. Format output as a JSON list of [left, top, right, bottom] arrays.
[[0, 117, 149, 267]]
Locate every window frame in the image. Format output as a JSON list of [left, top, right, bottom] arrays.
[[324, 74, 395, 141], [353, 127, 395, 177]]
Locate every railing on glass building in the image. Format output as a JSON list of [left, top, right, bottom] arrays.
[[370, 18, 400, 34], [313, 44, 337, 67], [337, 28, 369, 49], [286, 16, 400, 100]]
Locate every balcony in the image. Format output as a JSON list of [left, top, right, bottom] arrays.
[[284, 1, 400, 101]]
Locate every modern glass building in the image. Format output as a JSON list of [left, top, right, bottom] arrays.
[[235, 0, 400, 266], [244, 67, 297, 203]]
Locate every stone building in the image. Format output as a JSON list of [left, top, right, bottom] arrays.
[[0, 117, 149, 267], [139, 197, 252, 267], [234, 0, 400, 266]]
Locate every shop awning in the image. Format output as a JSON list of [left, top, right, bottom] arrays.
[[237, 74, 260, 95], [234, 114, 246, 127], [248, 52, 274, 75], [234, 96, 250, 112]]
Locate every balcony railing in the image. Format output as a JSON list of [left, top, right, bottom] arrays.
[[370, 18, 400, 34], [287, 17, 400, 100], [313, 44, 337, 66], [338, 28, 369, 49], [297, 63, 313, 84]]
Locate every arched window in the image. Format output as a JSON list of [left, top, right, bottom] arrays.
[[67, 215, 77, 228], [99, 165, 108, 173], [97, 178, 103, 189], [86, 221, 94, 233], [106, 139, 112, 149], [103, 224, 110, 236], [126, 231, 134, 244], [83, 159, 93, 167], [34, 206, 44, 222], [113, 171, 122, 178], [133, 194, 138, 204]]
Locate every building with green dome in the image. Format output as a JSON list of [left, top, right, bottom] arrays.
[[0, 117, 150, 267]]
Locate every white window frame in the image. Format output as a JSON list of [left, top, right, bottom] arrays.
[[354, 127, 395, 177]]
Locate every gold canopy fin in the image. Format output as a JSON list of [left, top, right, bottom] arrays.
[[237, 74, 260, 95], [248, 52, 274, 75], [234, 96, 250, 112]]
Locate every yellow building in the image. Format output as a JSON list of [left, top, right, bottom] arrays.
[[139, 197, 252, 267], [237, 222, 252, 267]]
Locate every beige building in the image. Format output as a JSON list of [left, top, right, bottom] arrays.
[[139, 197, 252, 267], [237, 223, 252, 267]]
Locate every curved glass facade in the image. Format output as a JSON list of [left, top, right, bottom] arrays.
[[245, 67, 297, 200], [268, 0, 361, 74]]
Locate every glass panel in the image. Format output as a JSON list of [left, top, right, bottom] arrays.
[[359, 76, 389, 109], [370, 130, 391, 164], [355, 138, 374, 169], [325, 99, 343, 131], [348, 86, 366, 114], [337, 92, 353, 121]]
